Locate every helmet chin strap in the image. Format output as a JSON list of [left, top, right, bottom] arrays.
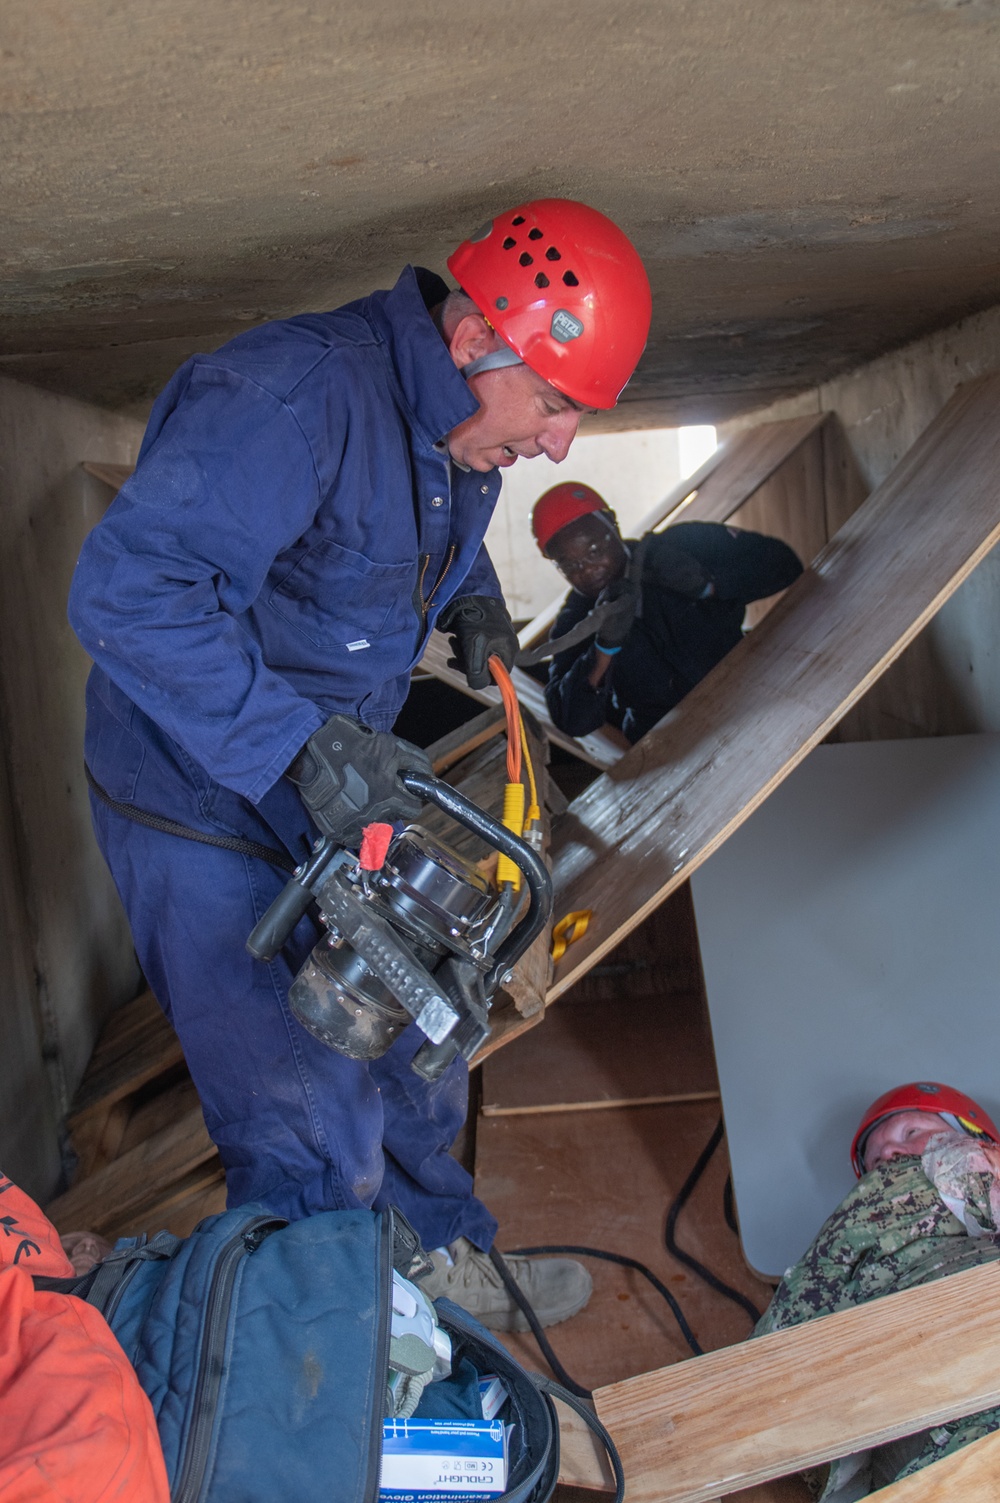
[[461, 345, 525, 380]]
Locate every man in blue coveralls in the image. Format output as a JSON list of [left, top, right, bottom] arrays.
[[68, 198, 652, 1330]]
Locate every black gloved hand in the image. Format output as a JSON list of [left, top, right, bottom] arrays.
[[436, 594, 518, 691], [287, 714, 432, 847], [593, 577, 640, 651], [646, 544, 713, 600]]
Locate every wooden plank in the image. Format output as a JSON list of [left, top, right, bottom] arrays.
[[646, 415, 827, 534], [46, 1106, 216, 1236], [417, 635, 623, 770], [426, 705, 506, 775], [482, 1090, 720, 1118], [557, 1401, 618, 1491], [868, 1427, 1000, 1500], [81, 460, 134, 491], [547, 376, 1000, 1000], [728, 426, 830, 629], [517, 416, 826, 653], [485, 1089, 721, 1119], [594, 1260, 1000, 1503]]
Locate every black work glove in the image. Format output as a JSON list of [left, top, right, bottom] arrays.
[[593, 578, 640, 652], [287, 714, 432, 847], [646, 544, 713, 600], [436, 594, 518, 691]]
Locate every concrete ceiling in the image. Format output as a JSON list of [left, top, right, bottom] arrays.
[[3, 0, 1000, 427]]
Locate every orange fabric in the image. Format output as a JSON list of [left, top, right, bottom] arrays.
[[0, 1174, 170, 1503]]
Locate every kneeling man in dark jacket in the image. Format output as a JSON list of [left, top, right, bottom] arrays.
[[530, 482, 803, 744]]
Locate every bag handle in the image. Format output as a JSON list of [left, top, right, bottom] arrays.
[[531, 1375, 625, 1503]]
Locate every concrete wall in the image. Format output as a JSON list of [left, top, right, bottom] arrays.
[[0, 375, 144, 1198], [484, 428, 684, 620], [719, 303, 1000, 741]]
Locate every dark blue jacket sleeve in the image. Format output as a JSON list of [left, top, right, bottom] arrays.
[[68, 371, 328, 803], [651, 522, 803, 602], [459, 542, 503, 601], [543, 594, 611, 738]]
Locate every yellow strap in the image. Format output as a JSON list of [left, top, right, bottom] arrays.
[[551, 909, 592, 963]]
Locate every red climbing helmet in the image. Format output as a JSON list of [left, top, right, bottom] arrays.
[[448, 199, 652, 410], [851, 1080, 1000, 1176], [531, 481, 614, 555]]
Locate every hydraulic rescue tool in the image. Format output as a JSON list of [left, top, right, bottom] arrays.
[[246, 660, 552, 1081]]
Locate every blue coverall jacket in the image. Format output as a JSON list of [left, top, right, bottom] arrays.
[[68, 266, 503, 1249]]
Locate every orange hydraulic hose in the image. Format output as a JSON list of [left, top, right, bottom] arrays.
[[488, 655, 521, 784]]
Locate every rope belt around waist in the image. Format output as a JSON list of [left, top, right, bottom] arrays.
[[84, 764, 298, 875]]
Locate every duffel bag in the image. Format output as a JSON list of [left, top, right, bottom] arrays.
[[37, 1204, 621, 1503]]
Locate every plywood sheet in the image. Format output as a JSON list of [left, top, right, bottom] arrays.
[[690, 732, 1000, 1276], [641, 414, 827, 534], [594, 1261, 1000, 1503], [548, 375, 1000, 1000], [481, 990, 716, 1115]]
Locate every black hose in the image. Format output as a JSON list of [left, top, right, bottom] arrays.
[[664, 1118, 763, 1326], [723, 1173, 739, 1236], [488, 1249, 593, 1398], [509, 1245, 703, 1359], [499, 1117, 764, 1393]]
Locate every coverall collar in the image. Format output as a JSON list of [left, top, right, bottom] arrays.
[[368, 265, 482, 454]]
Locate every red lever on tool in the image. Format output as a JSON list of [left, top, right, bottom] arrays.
[[359, 822, 394, 871]]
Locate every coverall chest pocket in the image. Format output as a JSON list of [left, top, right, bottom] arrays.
[[268, 539, 414, 649]]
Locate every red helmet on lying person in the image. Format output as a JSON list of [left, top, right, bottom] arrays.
[[448, 198, 652, 411], [851, 1080, 1000, 1177]]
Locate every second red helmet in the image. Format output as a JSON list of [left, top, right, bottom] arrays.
[[531, 482, 613, 555], [851, 1080, 1000, 1176], [448, 199, 651, 411]]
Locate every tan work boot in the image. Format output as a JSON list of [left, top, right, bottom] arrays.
[[420, 1238, 592, 1332]]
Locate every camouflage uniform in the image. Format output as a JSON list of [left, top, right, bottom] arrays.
[[754, 1142, 1000, 1497]]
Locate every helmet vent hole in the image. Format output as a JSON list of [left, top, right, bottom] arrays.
[[502, 236, 516, 251], [562, 269, 579, 287], [519, 252, 534, 267], [545, 247, 561, 261], [534, 272, 550, 288], [528, 228, 543, 240], [511, 215, 526, 226]]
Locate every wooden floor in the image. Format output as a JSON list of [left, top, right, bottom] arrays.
[[476, 892, 774, 1394]]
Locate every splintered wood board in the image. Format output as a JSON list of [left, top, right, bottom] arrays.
[[417, 634, 622, 770], [517, 415, 827, 651], [68, 988, 184, 1121], [548, 375, 1000, 999], [480, 989, 717, 1115], [595, 1260, 1000, 1503], [47, 1106, 216, 1237]]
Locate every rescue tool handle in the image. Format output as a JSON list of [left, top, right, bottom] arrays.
[[246, 837, 338, 961], [399, 770, 553, 986]]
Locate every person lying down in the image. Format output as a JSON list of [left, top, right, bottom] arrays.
[[754, 1080, 1000, 1500]]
